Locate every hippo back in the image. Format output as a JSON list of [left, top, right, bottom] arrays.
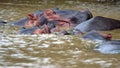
[[88, 16, 120, 30], [73, 16, 120, 33]]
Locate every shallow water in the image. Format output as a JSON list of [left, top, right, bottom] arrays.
[[0, 1, 120, 68]]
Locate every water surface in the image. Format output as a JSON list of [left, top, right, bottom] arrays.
[[0, 1, 120, 68]]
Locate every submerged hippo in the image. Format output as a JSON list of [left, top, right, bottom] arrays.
[[73, 16, 120, 34], [95, 40, 120, 54], [11, 8, 93, 28], [82, 31, 120, 54]]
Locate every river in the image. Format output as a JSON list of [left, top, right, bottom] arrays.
[[0, 0, 120, 68]]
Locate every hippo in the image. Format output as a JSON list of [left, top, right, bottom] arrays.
[[11, 8, 93, 28], [0, 20, 7, 26], [82, 31, 120, 54], [73, 16, 120, 34]]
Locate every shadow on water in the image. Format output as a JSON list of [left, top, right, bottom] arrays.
[[0, 0, 120, 68]]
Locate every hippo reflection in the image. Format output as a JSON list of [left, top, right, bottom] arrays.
[[82, 31, 120, 54], [73, 16, 120, 34]]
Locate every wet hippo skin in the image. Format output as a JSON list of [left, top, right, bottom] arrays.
[[73, 16, 120, 34], [11, 9, 93, 28]]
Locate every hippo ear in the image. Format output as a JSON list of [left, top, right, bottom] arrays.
[[80, 8, 93, 19], [44, 9, 56, 16], [106, 34, 112, 40], [27, 13, 34, 19]]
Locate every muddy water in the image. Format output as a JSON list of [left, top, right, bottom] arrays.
[[0, 1, 120, 68]]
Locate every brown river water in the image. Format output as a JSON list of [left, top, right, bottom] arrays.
[[0, 0, 120, 68]]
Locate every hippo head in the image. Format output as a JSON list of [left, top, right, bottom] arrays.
[[11, 11, 46, 27], [19, 23, 55, 34]]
